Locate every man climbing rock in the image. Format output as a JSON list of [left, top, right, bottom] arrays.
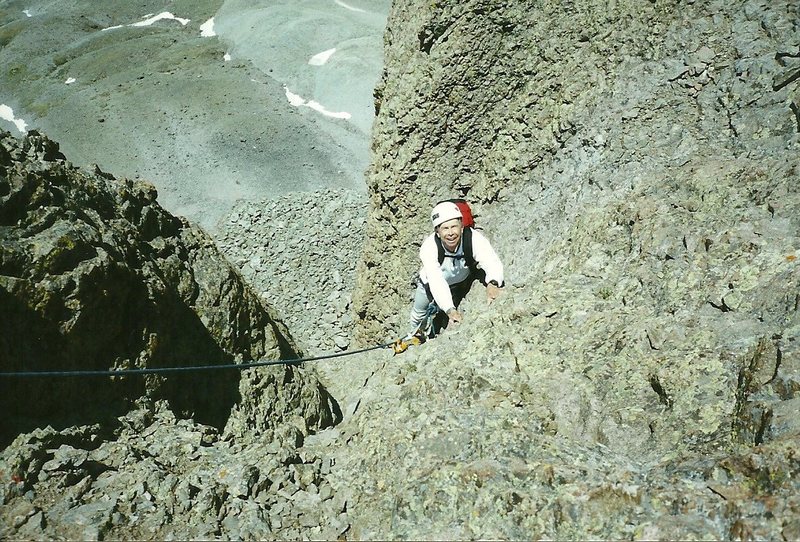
[[408, 200, 504, 336]]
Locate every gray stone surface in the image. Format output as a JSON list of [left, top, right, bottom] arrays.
[[0, 402, 341, 540], [0, 132, 340, 539], [338, 0, 800, 538], [216, 190, 366, 352], [353, 0, 800, 343], [0, 131, 335, 444]]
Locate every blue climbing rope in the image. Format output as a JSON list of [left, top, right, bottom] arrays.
[[0, 341, 396, 378]]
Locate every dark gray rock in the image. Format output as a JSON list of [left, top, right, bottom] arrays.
[[0, 130, 339, 448], [0, 132, 342, 540]]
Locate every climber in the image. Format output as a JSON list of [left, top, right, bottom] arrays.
[[407, 200, 504, 337]]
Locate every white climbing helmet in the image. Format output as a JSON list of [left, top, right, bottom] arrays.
[[431, 201, 462, 229]]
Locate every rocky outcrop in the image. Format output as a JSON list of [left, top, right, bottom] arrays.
[[0, 130, 337, 443], [337, 0, 800, 539], [353, 0, 800, 341], [2, 0, 799, 539], [0, 130, 343, 539], [0, 400, 349, 540]]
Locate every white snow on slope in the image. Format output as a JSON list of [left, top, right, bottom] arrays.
[[309, 48, 336, 66], [103, 12, 190, 31], [283, 86, 351, 120], [200, 18, 216, 37], [334, 0, 366, 13], [0, 105, 28, 133]]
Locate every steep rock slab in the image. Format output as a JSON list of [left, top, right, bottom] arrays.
[[353, 0, 800, 341], [337, 0, 800, 539], [0, 130, 336, 444]]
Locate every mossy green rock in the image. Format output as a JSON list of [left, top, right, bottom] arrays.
[[344, 0, 800, 538]]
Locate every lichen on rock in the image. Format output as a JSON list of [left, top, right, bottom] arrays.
[[340, 0, 800, 539]]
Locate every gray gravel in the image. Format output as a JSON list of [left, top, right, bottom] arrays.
[[216, 189, 368, 353]]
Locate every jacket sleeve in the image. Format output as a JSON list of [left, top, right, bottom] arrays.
[[420, 235, 456, 312], [472, 230, 504, 286]]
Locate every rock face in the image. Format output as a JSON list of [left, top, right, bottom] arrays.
[[0, 130, 337, 443], [353, 0, 800, 340], [0, 130, 344, 539], [2, 0, 800, 539], [337, 0, 800, 539]]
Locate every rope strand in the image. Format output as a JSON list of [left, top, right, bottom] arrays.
[[0, 341, 396, 378]]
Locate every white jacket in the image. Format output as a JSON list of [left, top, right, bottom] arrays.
[[418, 228, 504, 312]]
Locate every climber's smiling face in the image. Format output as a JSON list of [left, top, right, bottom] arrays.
[[436, 218, 463, 252]]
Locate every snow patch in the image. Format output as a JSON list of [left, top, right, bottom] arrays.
[[200, 18, 216, 37], [334, 0, 366, 13], [65, 77, 76, 84], [309, 48, 336, 66], [283, 86, 351, 120], [23, 9, 32, 17], [0, 104, 28, 133], [224, 53, 232, 61], [131, 12, 189, 27], [284, 87, 307, 107], [103, 12, 190, 31]]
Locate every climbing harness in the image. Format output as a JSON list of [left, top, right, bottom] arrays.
[[418, 301, 441, 339], [392, 301, 440, 355]]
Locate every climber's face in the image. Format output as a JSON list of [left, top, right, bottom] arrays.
[[436, 218, 463, 251]]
